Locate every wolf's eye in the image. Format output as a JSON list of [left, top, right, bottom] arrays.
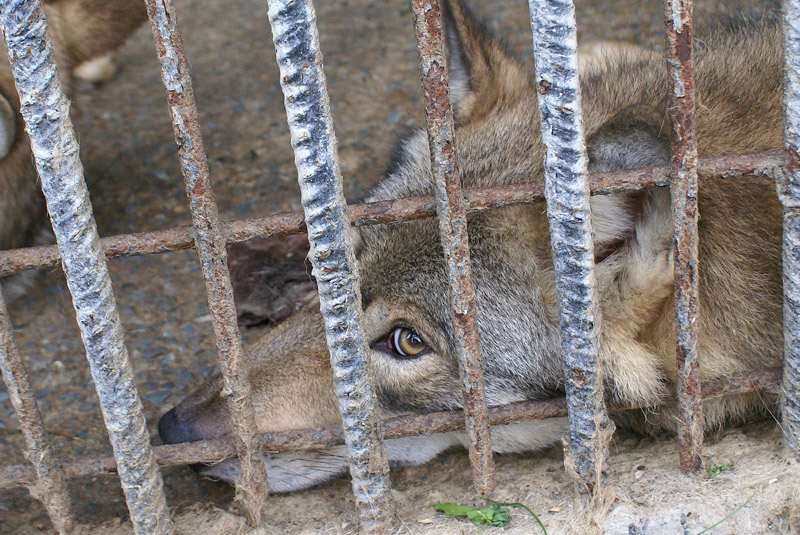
[[387, 327, 428, 358]]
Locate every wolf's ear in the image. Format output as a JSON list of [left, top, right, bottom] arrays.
[[442, 0, 529, 123], [586, 104, 671, 261]]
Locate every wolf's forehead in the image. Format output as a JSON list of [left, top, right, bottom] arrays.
[[357, 221, 457, 312], [355, 212, 523, 308], [367, 106, 544, 205], [358, 219, 444, 281]]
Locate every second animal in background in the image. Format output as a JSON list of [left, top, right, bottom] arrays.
[[0, 0, 148, 299]]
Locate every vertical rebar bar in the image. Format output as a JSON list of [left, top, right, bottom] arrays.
[[266, 0, 397, 532], [780, 0, 800, 457], [0, 1, 174, 533], [409, 0, 495, 495], [0, 288, 74, 534], [664, 0, 703, 471], [528, 0, 612, 491], [143, 0, 268, 525]]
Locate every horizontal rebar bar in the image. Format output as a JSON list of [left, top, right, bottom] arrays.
[[144, 0, 268, 524], [0, 369, 781, 488], [528, 0, 611, 491], [0, 1, 174, 533], [266, 0, 396, 531], [411, 0, 495, 495], [0, 288, 74, 534], [0, 150, 783, 277], [664, 0, 703, 472], [780, 0, 800, 458]]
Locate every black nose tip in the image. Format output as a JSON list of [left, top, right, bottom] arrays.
[[158, 407, 197, 445], [158, 408, 213, 474]]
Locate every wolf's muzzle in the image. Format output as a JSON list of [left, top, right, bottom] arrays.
[[158, 407, 200, 445]]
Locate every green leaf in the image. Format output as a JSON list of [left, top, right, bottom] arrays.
[[435, 502, 475, 518], [706, 462, 734, 479], [488, 500, 548, 535], [434, 500, 545, 532], [434, 502, 511, 527]]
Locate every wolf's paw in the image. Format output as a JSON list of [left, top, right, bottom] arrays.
[[621, 246, 674, 302], [649, 248, 674, 286], [602, 337, 669, 407]]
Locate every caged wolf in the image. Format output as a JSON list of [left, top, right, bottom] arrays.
[[159, 0, 784, 491], [0, 0, 146, 298]]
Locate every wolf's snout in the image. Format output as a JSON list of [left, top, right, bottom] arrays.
[[158, 407, 236, 477], [158, 407, 201, 445]]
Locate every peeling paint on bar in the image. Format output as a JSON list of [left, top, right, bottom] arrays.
[[0, 289, 74, 534], [266, 0, 397, 532], [528, 0, 613, 491], [664, 0, 703, 471], [0, 1, 173, 534], [780, 0, 800, 457], [143, 0, 268, 525], [410, 0, 495, 495], [0, 369, 781, 488], [0, 150, 784, 277]]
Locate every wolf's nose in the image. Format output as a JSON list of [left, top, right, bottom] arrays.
[[158, 407, 198, 444]]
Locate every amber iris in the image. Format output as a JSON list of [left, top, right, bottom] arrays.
[[389, 327, 427, 357]]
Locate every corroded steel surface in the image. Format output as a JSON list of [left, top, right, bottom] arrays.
[[664, 0, 703, 471], [266, 0, 397, 531], [0, 369, 781, 487], [0, 151, 784, 276], [0, 290, 73, 534], [0, 1, 173, 533], [780, 0, 800, 458], [0, 0, 791, 530], [410, 0, 495, 495], [528, 0, 612, 491], [144, 0, 268, 524]]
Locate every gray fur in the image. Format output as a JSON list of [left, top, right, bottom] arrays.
[[161, 0, 784, 492]]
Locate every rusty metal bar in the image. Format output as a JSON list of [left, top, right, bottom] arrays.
[[0, 1, 174, 533], [410, 0, 495, 494], [143, 0, 268, 525], [664, 0, 703, 471], [0, 150, 785, 277], [528, 0, 612, 491], [0, 288, 74, 534], [0, 368, 781, 488], [780, 0, 800, 457], [265, 0, 397, 531]]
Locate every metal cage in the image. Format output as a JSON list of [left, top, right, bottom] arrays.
[[0, 0, 796, 533]]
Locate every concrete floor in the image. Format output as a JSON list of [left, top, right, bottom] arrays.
[[0, 0, 787, 533]]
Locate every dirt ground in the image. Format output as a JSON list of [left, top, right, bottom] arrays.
[[0, 0, 794, 533]]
